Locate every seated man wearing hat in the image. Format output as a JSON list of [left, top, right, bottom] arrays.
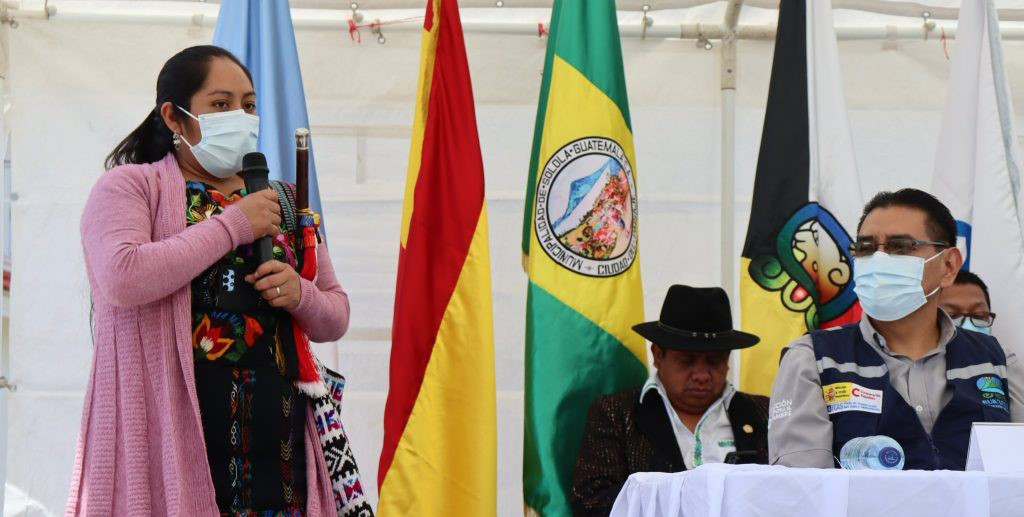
[[570, 285, 769, 517]]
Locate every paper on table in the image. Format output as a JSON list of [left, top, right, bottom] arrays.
[[966, 423, 1024, 473]]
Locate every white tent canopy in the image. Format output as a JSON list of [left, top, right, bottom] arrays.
[[3, 1, 1024, 516], [9, 0, 1024, 36]]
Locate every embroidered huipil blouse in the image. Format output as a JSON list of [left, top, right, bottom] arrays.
[[186, 181, 307, 517]]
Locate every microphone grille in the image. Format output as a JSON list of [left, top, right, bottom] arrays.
[[242, 151, 268, 171]]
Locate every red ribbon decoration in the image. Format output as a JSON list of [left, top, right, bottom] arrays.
[[940, 27, 950, 61], [348, 18, 362, 43]]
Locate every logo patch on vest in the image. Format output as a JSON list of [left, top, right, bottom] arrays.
[[822, 382, 883, 414], [977, 376, 1010, 413]]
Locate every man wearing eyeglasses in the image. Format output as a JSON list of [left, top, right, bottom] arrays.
[[939, 270, 996, 335], [768, 188, 1022, 470]]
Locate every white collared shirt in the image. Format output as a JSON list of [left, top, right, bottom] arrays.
[[641, 373, 737, 469]]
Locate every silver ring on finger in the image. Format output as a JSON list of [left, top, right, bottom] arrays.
[[276, 286, 282, 297]]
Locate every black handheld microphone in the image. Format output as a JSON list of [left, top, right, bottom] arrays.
[[241, 152, 275, 265]]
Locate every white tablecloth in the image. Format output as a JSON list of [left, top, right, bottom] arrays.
[[609, 464, 1024, 517]]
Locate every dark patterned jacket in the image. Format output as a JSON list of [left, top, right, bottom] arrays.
[[570, 387, 770, 517]]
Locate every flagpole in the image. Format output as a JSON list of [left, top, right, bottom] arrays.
[[722, 0, 742, 386]]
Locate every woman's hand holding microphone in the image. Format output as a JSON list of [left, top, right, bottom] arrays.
[[235, 188, 303, 311], [235, 188, 282, 239]]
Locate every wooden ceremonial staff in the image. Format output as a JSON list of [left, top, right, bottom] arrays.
[[294, 127, 314, 278], [295, 128, 310, 217], [292, 127, 324, 394]]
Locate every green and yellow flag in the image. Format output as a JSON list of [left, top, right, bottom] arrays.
[[522, 2, 646, 516]]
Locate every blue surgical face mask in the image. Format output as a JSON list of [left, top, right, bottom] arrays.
[[176, 106, 259, 178], [958, 318, 993, 335], [853, 250, 945, 322]]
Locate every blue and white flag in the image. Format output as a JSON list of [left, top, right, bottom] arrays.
[[932, 0, 1024, 356], [213, 0, 323, 220]]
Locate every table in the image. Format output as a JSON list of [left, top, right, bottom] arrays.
[[609, 463, 1024, 517]]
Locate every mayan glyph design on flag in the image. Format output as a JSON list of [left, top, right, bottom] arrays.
[[746, 203, 859, 331], [738, 0, 864, 396], [522, 2, 647, 516]]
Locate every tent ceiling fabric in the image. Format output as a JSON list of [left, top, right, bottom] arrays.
[[32, 0, 1024, 23], [236, 0, 1023, 13], [39, 0, 1024, 17], [281, 0, 1024, 22]]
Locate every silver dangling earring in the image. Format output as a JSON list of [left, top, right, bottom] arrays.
[[172, 133, 181, 150]]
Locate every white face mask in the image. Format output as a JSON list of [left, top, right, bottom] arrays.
[[957, 317, 993, 335], [853, 249, 946, 322], [176, 106, 259, 178]]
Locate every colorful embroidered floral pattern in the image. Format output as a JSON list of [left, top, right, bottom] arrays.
[[194, 314, 235, 360], [186, 181, 295, 365], [191, 310, 265, 364], [188, 181, 307, 517]]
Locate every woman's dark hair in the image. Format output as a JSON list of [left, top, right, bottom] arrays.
[[105, 45, 253, 170]]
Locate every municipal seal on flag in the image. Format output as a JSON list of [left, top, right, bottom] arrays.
[[534, 136, 638, 277]]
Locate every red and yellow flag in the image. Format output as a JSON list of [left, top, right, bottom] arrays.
[[377, 1, 496, 516]]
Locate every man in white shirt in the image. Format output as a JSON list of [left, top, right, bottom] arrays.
[[570, 285, 769, 517]]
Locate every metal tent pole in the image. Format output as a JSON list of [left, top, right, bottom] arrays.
[[10, 2, 1024, 41], [722, 0, 742, 386]]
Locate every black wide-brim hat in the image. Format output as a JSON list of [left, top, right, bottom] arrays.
[[632, 285, 760, 351]]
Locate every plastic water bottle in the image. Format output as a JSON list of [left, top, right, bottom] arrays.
[[838, 435, 905, 470]]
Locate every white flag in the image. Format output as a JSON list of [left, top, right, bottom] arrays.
[[932, 0, 1024, 357]]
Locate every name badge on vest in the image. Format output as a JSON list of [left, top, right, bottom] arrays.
[[822, 382, 884, 414]]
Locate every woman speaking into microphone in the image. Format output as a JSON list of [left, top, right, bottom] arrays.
[[68, 45, 349, 517]]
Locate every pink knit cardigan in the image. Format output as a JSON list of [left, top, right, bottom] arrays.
[[66, 154, 349, 517]]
